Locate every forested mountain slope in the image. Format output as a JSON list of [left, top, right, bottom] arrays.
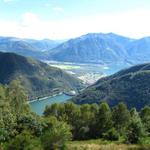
[[72, 63, 150, 110], [0, 52, 83, 99]]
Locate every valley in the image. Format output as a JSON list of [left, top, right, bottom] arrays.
[[46, 61, 105, 85], [46, 61, 131, 85], [1, 0, 150, 149]]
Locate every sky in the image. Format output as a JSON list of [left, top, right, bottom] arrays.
[[0, 0, 150, 39]]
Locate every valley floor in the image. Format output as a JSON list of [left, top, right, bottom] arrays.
[[66, 140, 150, 150]]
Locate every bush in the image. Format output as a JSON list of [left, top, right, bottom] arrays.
[[103, 128, 119, 141], [17, 115, 43, 136], [126, 109, 146, 144], [138, 137, 150, 145], [5, 131, 42, 150], [41, 121, 72, 150], [0, 128, 9, 143]]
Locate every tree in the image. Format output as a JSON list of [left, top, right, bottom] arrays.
[[16, 115, 43, 136], [41, 120, 72, 150], [5, 131, 42, 150], [112, 102, 130, 134], [75, 104, 95, 140], [88, 104, 99, 138], [63, 102, 81, 125], [0, 85, 16, 141], [140, 106, 150, 133], [44, 103, 61, 118], [126, 108, 146, 144], [0, 81, 33, 143], [6, 80, 30, 117], [96, 102, 112, 138], [103, 128, 119, 141]]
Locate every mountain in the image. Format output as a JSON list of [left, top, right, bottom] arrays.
[[23, 39, 63, 52], [47, 33, 150, 65], [126, 37, 150, 63], [0, 37, 61, 59], [47, 33, 134, 64], [1, 33, 150, 67], [72, 63, 150, 110], [0, 52, 83, 99]]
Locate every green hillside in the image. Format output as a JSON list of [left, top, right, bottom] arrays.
[[0, 52, 83, 99], [72, 63, 150, 110]]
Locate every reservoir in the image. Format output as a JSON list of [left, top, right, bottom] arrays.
[[29, 94, 72, 115]]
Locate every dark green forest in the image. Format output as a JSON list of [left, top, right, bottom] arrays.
[[1, 81, 150, 150], [73, 63, 150, 110], [0, 52, 83, 100]]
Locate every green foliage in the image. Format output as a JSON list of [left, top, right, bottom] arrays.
[[126, 108, 146, 144], [42, 116, 58, 131], [7, 80, 30, 117], [0, 85, 16, 131], [140, 106, 150, 133], [103, 128, 119, 141], [96, 103, 113, 137], [72, 63, 150, 110], [43, 102, 150, 144], [41, 120, 72, 150], [5, 131, 42, 150], [43, 103, 98, 140], [0, 81, 32, 143], [16, 115, 43, 136], [112, 103, 130, 134], [0, 128, 9, 143], [139, 137, 150, 145], [1, 80, 150, 149]]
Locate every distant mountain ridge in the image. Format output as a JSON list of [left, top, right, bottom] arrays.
[[46, 33, 132, 63], [0, 36, 62, 59], [46, 33, 150, 65], [0, 52, 83, 99], [72, 63, 150, 110], [0, 33, 150, 65]]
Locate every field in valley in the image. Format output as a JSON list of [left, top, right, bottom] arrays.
[[46, 61, 131, 85], [46, 61, 107, 85]]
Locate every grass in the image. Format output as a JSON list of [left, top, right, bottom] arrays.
[[66, 139, 150, 150]]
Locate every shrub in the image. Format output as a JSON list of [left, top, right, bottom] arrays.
[[5, 131, 42, 150], [41, 121, 72, 150], [103, 128, 119, 141]]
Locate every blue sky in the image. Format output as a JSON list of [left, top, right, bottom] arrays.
[[0, 0, 150, 39]]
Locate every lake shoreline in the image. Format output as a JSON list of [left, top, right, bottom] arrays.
[[29, 94, 72, 115], [28, 92, 63, 103]]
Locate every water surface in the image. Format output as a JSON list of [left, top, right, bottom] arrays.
[[30, 94, 71, 115]]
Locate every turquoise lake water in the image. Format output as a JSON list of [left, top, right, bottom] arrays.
[[29, 94, 72, 115]]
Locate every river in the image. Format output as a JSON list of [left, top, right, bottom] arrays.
[[29, 94, 72, 115]]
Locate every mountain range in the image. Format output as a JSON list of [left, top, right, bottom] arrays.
[[47, 33, 150, 65], [0, 52, 83, 99], [0, 33, 150, 66], [0, 36, 62, 59], [47, 33, 132, 64], [72, 63, 150, 110]]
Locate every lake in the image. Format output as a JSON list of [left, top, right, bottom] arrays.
[[29, 94, 72, 115]]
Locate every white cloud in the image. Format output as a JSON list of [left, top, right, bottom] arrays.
[[52, 7, 64, 12], [20, 12, 40, 27], [0, 10, 150, 39]]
